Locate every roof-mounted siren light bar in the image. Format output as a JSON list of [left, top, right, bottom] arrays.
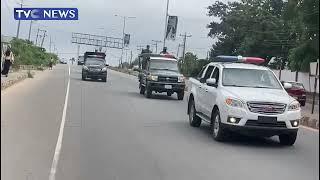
[[215, 55, 265, 64]]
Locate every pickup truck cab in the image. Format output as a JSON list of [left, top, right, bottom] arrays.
[[187, 59, 301, 145], [138, 53, 185, 100]]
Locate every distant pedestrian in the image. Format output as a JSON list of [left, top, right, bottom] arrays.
[[49, 57, 54, 70], [160, 47, 168, 54], [1, 48, 14, 77]]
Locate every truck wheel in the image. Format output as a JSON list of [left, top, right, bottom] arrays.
[[188, 100, 201, 127], [211, 109, 226, 141], [167, 92, 172, 96], [139, 84, 145, 95], [145, 86, 152, 98], [279, 133, 297, 146], [177, 91, 184, 100]]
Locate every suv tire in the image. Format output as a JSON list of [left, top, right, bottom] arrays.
[[102, 77, 107, 82], [177, 91, 184, 100], [211, 109, 226, 141], [188, 99, 201, 127], [279, 133, 297, 146]]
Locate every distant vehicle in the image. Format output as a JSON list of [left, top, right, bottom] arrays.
[[282, 81, 306, 106], [187, 56, 301, 146], [137, 53, 185, 100], [78, 56, 84, 65], [60, 59, 67, 64], [132, 65, 139, 71], [82, 52, 108, 82]]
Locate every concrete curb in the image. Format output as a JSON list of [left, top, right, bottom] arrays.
[[111, 67, 319, 131], [1, 73, 28, 90], [1, 69, 42, 90]]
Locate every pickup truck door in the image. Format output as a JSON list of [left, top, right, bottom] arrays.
[[197, 65, 215, 115], [203, 66, 220, 117]]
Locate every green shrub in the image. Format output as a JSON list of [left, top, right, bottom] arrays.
[[10, 38, 58, 67]]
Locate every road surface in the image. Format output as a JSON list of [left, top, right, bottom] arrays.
[[1, 64, 319, 180]]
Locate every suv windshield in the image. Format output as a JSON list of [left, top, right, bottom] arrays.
[[222, 68, 282, 89], [149, 60, 178, 72], [85, 58, 105, 65]]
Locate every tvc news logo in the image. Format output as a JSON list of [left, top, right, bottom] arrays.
[[14, 8, 78, 20]]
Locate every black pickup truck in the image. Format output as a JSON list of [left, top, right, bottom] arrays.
[[138, 53, 185, 100]]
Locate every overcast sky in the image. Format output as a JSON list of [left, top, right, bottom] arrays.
[[1, 0, 223, 66]]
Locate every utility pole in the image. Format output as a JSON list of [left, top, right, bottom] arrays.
[[180, 32, 192, 63], [163, 0, 170, 49], [152, 40, 162, 54], [28, 20, 35, 42], [130, 50, 133, 66], [41, 30, 47, 48], [176, 44, 183, 58], [16, 0, 24, 38], [35, 28, 40, 46], [49, 36, 52, 53]]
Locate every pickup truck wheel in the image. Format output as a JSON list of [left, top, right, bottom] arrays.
[[139, 84, 145, 95], [211, 110, 226, 141], [145, 86, 152, 98], [177, 91, 184, 100], [279, 133, 297, 146], [189, 101, 201, 127]]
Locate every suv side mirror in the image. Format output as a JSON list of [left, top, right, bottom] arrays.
[[283, 82, 292, 89], [206, 78, 217, 87]]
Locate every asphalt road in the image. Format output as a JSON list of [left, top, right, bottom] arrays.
[[1, 64, 319, 180]]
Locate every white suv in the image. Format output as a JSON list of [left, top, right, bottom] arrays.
[[187, 62, 301, 145]]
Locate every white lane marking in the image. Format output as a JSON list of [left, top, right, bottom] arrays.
[[49, 65, 71, 180], [300, 125, 319, 132]]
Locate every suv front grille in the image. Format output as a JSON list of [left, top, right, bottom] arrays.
[[245, 120, 287, 128], [158, 76, 178, 83], [247, 102, 286, 115]]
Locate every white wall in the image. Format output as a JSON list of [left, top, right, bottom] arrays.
[[272, 69, 319, 93]]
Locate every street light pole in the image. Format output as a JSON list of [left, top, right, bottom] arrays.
[[115, 15, 135, 68], [16, 0, 23, 38], [163, 0, 169, 49], [121, 16, 126, 68]]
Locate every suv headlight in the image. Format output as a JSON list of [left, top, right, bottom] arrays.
[[178, 76, 185, 83], [225, 98, 245, 108], [147, 75, 158, 81], [83, 66, 89, 70], [288, 100, 300, 111], [102, 67, 107, 71]]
